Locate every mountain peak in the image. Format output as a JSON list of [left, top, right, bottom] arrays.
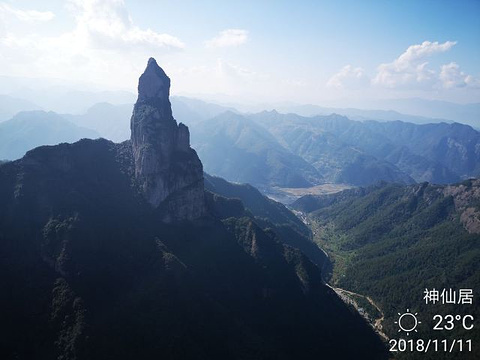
[[131, 58, 205, 221], [138, 57, 170, 102]]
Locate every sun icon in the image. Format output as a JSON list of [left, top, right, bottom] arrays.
[[394, 309, 421, 336]]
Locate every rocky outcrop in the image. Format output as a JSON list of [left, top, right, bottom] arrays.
[[443, 178, 480, 234], [131, 58, 205, 221]]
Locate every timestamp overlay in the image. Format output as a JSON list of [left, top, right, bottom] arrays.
[[389, 288, 476, 356]]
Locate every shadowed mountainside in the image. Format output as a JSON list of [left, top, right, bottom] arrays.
[[0, 59, 387, 360]]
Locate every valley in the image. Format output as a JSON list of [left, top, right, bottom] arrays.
[[291, 180, 480, 359], [264, 183, 353, 204]]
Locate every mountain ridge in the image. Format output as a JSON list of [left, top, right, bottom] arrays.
[[0, 59, 387, 359]]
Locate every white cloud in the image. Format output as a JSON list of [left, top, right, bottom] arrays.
[[205, 29, 248, 48], [0, 0, 186, 89], [439, 62, 474, 89], [68, 0, 184, 51], [324, 41, 479, 100], [326, 65, 369, 89], [372, 41, 456, 88], [395, 40, 456, 65], [0, 3, 55, 22], [465, 75, 480, 89], [0, 0, 185, 55]]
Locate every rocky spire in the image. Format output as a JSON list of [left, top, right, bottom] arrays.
[[131, 58, 205, 222]]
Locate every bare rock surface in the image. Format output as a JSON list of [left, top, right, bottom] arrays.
[[131, 58, 205, 221]]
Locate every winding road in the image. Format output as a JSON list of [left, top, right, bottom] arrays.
[[326, 283, 389, 341]]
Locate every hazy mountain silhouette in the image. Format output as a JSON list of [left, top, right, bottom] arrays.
[[0, 111, 99, 160], [0, 94, 42, 122], [248, 111, 480, 185], [191, 111, 323, 188], [0, 59, 387, 360]]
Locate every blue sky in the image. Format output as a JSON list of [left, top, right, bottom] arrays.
[[1, 0, 479, 105]]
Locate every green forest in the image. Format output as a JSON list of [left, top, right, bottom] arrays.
[[293, 180, 480, 359]]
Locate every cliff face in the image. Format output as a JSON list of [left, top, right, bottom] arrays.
[[131, 58, 205, 221]]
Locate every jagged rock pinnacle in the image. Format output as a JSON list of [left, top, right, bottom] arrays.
[[130, 58, 205, 222], [138, 58, 171, 103]]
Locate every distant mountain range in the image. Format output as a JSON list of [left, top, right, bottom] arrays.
[[1, 95, 479, 190], [190, 111, 323, 188], [0, 111, 99, 160], [194, 96, 480, 129], [63, 102, 133, 143], [171, 96, 239, 125], [1, 74, 479, 125], [195, 109, 479, 187], [0, 94, 42, 122], [0, 96, 235, 159], [248, 111, 480, 185], [0, 75, 136, 115], [258, 104, 451, 125], [248, 111, 416, 186], [59, 96, 236, 143], [371, 98, 480, 128]]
